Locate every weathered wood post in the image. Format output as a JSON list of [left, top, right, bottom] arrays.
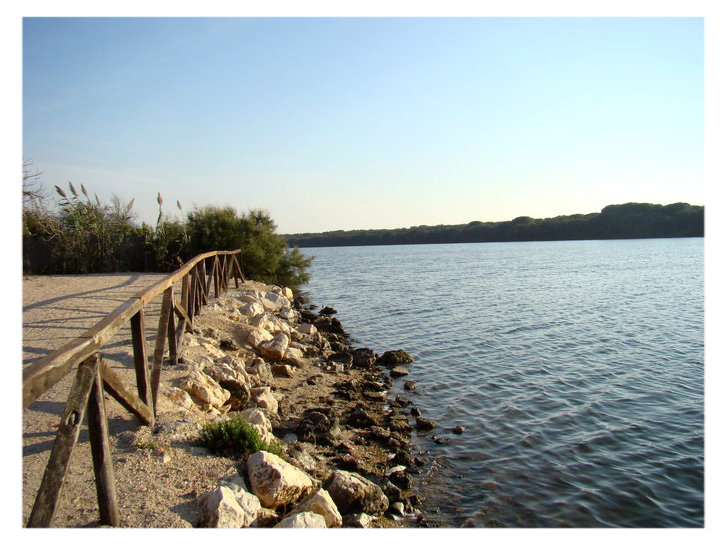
[[27, 355, 99, 527], [87, 354, 120, 526]]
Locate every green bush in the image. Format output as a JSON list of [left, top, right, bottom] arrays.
[[186, 206, 313, 292], [197, 414, 282, 457]]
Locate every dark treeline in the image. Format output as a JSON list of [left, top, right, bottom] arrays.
[[285, 202, 704, 248]]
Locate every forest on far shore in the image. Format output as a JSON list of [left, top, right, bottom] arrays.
[[284, 202, 704, 248]]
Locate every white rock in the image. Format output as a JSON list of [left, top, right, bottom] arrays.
[[247, 327, 274, 349], [284, 346, 305, 367], [347, 513, 374, 528], [274, 511, 326, 528], [238, 293, 261, 305], [162, 386, 194, 410], [258, 332, 290, 362], [240, 301, 265, 317], [297, 323, 318, 336], [279, 308, 299, 321], [238, 408, 276, 443], [247, 451, 315, 509], [239, 408, 272, 433], [197, 485, 254, 528], [287, 488, 342, 528], [216, 355, 250, 378], [251, 386, 279, 416], [177, 370, 231, 409], [264, 291, 291, 310], [246, 360, 273, 385]]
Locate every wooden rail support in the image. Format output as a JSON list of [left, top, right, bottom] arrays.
[[151, 287, 173, 411], [130, 309, 153, 418], [167, 306, 178, 366], [87, 354, 121, 526], [27, 355, 98, 527], [100, 360, 154, 426], [233, 255, 245, 286], [201, 260, 209, 303]]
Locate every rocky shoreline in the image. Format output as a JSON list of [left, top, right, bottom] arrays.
[[140, 279, 430, 528]]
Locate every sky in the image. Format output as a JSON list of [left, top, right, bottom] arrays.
[[21, 14, 705, 234]]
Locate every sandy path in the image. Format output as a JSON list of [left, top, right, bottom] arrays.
[[21, 273, 234, 528]]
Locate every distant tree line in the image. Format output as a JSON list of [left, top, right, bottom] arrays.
[[284, 202, 704, 248], [22, 164, 312, 291]]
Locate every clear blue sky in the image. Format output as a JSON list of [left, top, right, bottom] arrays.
[[22, 16, 704, 234]]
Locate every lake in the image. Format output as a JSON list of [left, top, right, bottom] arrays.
[[300, 238, 704, 527]]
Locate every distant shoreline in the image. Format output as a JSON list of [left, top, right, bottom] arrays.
[[284, 202, 703, 249], [287, 234, 704, 250]]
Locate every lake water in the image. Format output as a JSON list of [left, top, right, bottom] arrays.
[[300, 238, 704, 528]]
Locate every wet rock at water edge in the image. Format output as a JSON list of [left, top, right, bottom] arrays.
[[392, 450, 414, 467], [351, 348, 376, 368], [403, 380, 417, 391], [314, 316, 347, 335], [415, 417, 437, 431], [390, 366, 409, 378], [328, 351, 354, 367], [376, 350, 414, 367], [410, 406, 421, 417], [319, 306, 338, 316], [453, 425, 466, 435], [323, 470, 389, 515]]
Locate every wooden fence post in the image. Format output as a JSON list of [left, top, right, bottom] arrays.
[[130, 309, 154, 420], [167, 304, 178, 366], [27, 355, 98, 527], [87, 354, 120, 526], [150, 287, 173, 411]]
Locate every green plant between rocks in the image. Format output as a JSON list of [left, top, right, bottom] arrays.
[[198, 415, 283, 457]]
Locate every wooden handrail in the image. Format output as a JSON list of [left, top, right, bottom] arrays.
[[23, 250, 242, 408]]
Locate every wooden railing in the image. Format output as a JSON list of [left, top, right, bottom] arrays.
[[22, 250, 245, 527]]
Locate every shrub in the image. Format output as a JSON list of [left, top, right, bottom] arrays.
[[186, 206, 313, 292], [197, 414, 282, 457]]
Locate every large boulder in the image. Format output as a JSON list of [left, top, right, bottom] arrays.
[[247, 451, 315, 509], [286, 488, 342, 528], [323, 470, 389, 515], [177, 370, 231, 409], [197, 485, 257, 528], [274, 512, 326, 528]]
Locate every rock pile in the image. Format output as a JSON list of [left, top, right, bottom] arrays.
[[153, 280, 425, 528]]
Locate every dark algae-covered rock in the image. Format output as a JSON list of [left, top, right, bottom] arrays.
[[415, 417, 437, 431], [376, 349, 414, 367]]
